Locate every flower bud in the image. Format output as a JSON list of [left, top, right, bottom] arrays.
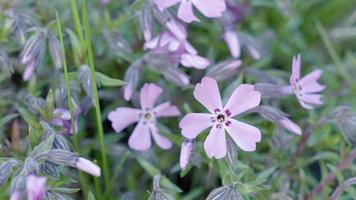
[[75, 157, 101, 177], [26, 175, 47, 200], [180, 140, 194, 170]]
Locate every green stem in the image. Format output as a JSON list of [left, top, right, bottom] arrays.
[[55, 11, 88, 197], [316, 21, 353, 86], [82, 0, 110, 194]]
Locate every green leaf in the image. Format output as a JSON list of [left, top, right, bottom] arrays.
[[137, 158, 182, 193], [95, 71, 125, 87], [87, 191, 96, 200], [0, 113, 18, 128], [30, 134, 55, 157], [16, 104, 40, 129], [51, 187, 81, 194]]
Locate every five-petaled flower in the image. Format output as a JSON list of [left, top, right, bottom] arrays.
[[179, 77, 262, 159], [144, 29, 210, 69], [108, 83, 180, 151], [154, 0, 226, 23], [289, 55, 325, 109]]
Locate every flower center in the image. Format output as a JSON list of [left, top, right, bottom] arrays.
[[211, 108, 232, 129], [144, 113, 152, 120], [217, 114, 225, 123], [141, 109, 156, 124]]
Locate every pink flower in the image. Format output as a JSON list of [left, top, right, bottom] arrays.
[[51, 108, 78, 135], [108, 83, 180, 151], [180, 139, 194, 170], [179, 77, 261, 159], [26, 175, 47, 200], [75, 157, 101, 177], [144, 31, 209, 69], [290, 55, 325, 109], [154, 0, 226, 23]]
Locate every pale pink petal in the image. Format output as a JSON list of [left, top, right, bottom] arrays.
[[154, 0, 180, 11], [128, 121, 151, 151], [225, 118, 261, 151], [143, 35, 160, 50], [154, 102, 180, 117], [300, 94, 323, 105], [149, 124, 172, 149], [108, 107, 141, 133], [204, 125, 227, 159], [291, 54, 301, 79], [183, 41, 198, 54], [166, 19, 187, 40], [180, 140, 194, 170], [224, 84, 261, 117], [123, 82, 133, 101], [193, 77, 223, 113], [179, 113, 213, 139], [298, 100, 314, 110], [192, 0, 226, 18], [140, 83, 163, 109], [223, 30, 241, 58], [23, 61, 36, 81], [279, 118, 302, 135], [299, 69, 325, 93], [180, 53, 210, 69], [177, 1, 199, 23]]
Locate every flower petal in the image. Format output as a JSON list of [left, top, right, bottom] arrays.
[[192, 0, 226, 18], [128, 121, 151, 151], [224, 84, 261, 117], [166, 19, 187, 40], [225, 118, 261, 151], [140, 83, 163, 109], [180, 53, 210, 69], [179, 113, 213, 139], [154, 0, 180, 11], [193, 77, 223, 113], [279, 118, 302, 135], [108, 107, 141, 133], [150, 124, 172, 149], [299, 94, 323, 107], [292, 54, 301, 79], [177, 0, 199, 23], [223, 30, 241, 58], [204, 125, 227, 159], [154, 102, 180, 117], [299, 69, 325, 93]]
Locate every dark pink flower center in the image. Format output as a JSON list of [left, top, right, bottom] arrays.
[[212, 109, 232, 129]]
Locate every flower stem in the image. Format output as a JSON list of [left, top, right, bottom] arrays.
[[55, 11, 88, 197], [82, 0, 110, 194]]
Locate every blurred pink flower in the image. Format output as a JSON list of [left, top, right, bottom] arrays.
[[75, 157, 101, 177], [289, 55, 325, 109], [10, 192, 21, 200], [51, 108, 78, 135], [109, 83, 180, 151], [223, 30, 241, 58], [180, 139, 194, 170], [144, 31, 209, 69], [154, 0, 226, 23], [26, 175, 47, 200], [179, 77, 261, 159]]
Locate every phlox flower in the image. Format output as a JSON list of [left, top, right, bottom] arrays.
[[154, 0, 226, 23], [109, 83, 180, 151], [144, 25, 209, 69], [286, 55, 325, 109], [179, 77, 262, 159], [26, 175, 47, 200]]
